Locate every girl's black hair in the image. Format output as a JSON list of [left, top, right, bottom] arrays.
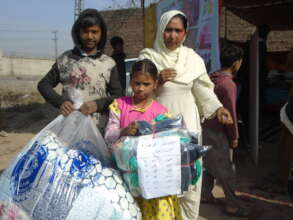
[[79, 16, 102, 29], [71, 9, 107, 51], [130, 59, 158, 80], [173, 14, 188, 31]]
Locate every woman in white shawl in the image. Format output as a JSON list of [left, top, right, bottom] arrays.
[[139, 10, 233, 220]]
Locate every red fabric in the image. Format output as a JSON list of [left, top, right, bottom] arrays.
[[203, 72, 239, 143], [219, 0, 223, 16]]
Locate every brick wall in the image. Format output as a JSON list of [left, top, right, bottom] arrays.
[[101, 8, 144, 58], [220, 7, 293, 52], [101, 7, 293, 58]]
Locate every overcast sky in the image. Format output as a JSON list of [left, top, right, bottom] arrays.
[[0, 0, 157, 58]]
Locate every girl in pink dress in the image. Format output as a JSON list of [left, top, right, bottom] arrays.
[[105, 59, 182, 220]]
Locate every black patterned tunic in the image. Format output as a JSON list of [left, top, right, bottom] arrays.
[[38, 48, 123, 133]]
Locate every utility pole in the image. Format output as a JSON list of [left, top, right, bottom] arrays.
[[74, 0, 85, 21], [52, 30, 58, 59], [141, 0, 145, 18]]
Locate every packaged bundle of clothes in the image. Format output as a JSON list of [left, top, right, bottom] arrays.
[[111, 115, 211, 199], [0, 111, 141, 220]]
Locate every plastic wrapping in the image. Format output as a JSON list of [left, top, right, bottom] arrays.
[[111, 115, 211, 198], [67, 87, 83, 110], [135, 114, 186, 136], [0, 111, 141, 220]]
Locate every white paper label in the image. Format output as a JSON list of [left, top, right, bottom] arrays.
[[137, 135, 181, 199]]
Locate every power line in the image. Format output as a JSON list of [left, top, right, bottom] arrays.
[[0, 29, 67, 33], [0, 29, 52, 33]]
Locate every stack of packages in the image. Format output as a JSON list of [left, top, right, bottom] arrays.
[[111, 115, 211, 199], [0, 111, 141, 220]]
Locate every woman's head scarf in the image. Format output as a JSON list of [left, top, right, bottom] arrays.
[[153, 10, 186, 57], [139, 10, 207, 84]]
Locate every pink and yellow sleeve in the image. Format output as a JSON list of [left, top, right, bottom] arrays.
[[104, 99, 122, 145]]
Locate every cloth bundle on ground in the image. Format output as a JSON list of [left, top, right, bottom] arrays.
[[111, 115, 210, 198], [0, 111, 141, 220]]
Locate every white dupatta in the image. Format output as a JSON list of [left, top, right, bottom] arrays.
[[139, 10, 207, 85]]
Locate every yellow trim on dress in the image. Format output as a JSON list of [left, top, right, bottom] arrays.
[[164, 112, 172, 118], [131, 99, 154, 113], [109, 99, 121, 115]]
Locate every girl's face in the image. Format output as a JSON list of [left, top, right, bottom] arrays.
[[163, 17, 187, 50], [131, 71, 157, 101], [79, 25, 101, 52]]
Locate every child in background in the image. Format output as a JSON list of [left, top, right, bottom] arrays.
[[111, 36, 127, 92], [202, 44, 250, 217], [104, 59, 182, 220]]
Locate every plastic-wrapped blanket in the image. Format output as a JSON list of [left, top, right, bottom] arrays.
[[111, 115, 210, 198], [0, 111, 141, 220]]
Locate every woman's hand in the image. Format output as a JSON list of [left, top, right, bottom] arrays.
[[120, 122, 138, 137], [216, 107, 233, 124], [79, 101, 98, 116], [60, 101, 74, 116], [159, 68, 177, 84]]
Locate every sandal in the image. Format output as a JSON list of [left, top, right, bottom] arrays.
[[224, 205, 250, 217]]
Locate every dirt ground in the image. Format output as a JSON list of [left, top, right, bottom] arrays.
[[0, 90, 293, 220]]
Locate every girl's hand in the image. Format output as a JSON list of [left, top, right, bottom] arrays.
[[216, 107, 233, 124], [79, 101, 98, 115], [60, 101, 74, 116], [120, 122, 138, 137], [159, 68, 177, 84]]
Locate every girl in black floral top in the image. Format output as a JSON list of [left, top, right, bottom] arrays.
[[38, 9, 123, 133]]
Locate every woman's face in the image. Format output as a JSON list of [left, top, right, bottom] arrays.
[[163, 17, 187, 50]]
